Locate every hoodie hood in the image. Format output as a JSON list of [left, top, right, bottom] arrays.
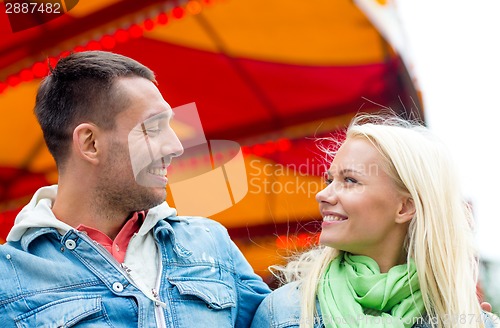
[[7, 185, 73, 242], [7, 185, 178, 242]]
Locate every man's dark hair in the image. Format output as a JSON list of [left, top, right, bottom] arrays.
[[34, 51, 156, 169]]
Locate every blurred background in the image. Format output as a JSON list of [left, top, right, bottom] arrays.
[[0, 0, 498, 311]]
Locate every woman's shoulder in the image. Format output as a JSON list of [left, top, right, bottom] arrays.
[[269, 281, 302, 300], [251, 281, 306, 328], [251, 281, 326, 328], [480, 312, 498, 328]]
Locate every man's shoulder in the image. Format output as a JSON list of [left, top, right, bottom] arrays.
[[0, 241, 23, 255], [0, 243, 24, 299], [170, 216, 227, 231], [0, 242, 13, 260], [157, 216, 232, 248]]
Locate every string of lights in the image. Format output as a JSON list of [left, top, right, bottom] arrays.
[[0, 0, 218, 94]]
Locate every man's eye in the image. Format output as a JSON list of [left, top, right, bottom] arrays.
[[146, 129, 161, 136]]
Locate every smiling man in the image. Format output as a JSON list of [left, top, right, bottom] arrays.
[[0, 51, 270, 327]]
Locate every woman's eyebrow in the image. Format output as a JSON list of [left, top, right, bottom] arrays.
[[328, 168, 365, 177], [340, 168, 364, 175]]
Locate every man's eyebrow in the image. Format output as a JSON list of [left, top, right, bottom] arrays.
[[144, 110, 173, 122]]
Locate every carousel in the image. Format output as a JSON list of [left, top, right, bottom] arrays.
[[0, 0, 422, 283]]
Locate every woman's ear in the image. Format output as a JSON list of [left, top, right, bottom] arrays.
[[396, 197, 416, 224], [72, 123, 100, 165]]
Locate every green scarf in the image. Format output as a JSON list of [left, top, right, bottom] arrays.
[[318, 253, 424, 328]]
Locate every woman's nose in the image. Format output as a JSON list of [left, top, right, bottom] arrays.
[[316, 182, 338, 205]]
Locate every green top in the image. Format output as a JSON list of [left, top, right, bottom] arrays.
[[318, 253, 424, 328]]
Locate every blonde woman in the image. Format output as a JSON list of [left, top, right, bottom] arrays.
[[251, 114, 497, 328]]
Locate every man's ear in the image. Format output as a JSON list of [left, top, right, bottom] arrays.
[[72, 123, 101, 164], [396, 197, 416, 224]]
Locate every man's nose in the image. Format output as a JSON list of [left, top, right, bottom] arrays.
[[161, 128, 184, 158]]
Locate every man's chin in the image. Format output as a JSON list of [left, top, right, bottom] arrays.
[[131, 173, 168, 204], [133, 189, 166, 211], [148, 186, 167, 203]]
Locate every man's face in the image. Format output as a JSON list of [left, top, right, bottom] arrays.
[[128, 107, 178, 188], [96, 77, 183, 212]]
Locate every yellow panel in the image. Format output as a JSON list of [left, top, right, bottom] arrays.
[[170, 166, 234, 217], [236, 235, 315, 279], [68, 0, 122, 18], [28, 144, 56, 173], [208, 155, 271, 226], [272, 174, 322, 220], [146, 12, 220, 53], [211, 155, 321, 227], [145, 0, 385, 65], [235, 236, 287, 278], [0, 81, 44, 167]]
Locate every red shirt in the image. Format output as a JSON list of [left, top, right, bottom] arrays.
[[77, 211, 144, 263]]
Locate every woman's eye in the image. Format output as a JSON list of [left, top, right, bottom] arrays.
[[345, 177, 358, 184], [324, 178, 333, 185]]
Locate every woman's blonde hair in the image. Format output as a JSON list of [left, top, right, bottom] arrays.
[[272, 113, 484, 328]]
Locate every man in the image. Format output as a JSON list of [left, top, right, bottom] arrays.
[[0, 51, 270, 327]]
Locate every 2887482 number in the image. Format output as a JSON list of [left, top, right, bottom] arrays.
[[5, 2, 62, 14]]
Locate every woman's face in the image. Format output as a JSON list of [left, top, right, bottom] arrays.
[[316, 137, 411, 262]]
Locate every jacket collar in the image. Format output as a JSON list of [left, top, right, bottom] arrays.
[[8, 185, 184, 249]]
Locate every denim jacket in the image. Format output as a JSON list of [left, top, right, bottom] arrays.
[[0, 199, 270, 327], [251, 282, 497, 328]]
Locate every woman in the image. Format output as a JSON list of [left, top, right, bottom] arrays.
[[251, 114, 497, 328]]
